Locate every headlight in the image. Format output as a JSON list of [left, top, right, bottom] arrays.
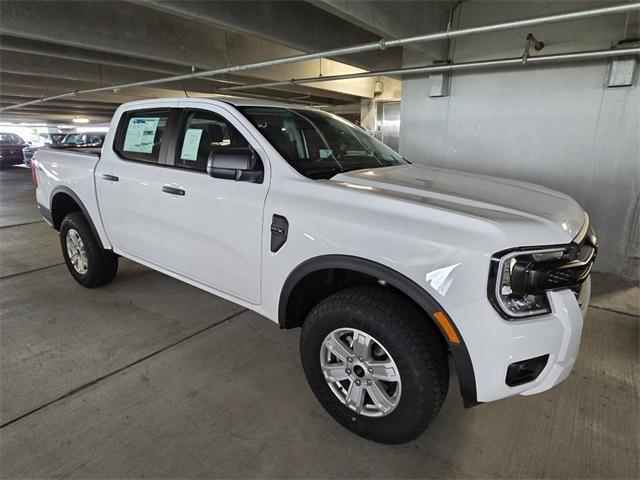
[[488, 246, 575, 319]]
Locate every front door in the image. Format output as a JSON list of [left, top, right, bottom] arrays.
[[155, 105, 270, 304]]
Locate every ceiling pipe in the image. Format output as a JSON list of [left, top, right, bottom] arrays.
[[1, 2, 638, 112], [220, 47, 640, 92]]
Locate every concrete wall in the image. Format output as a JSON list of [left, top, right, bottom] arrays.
[[400, 1, 639, 279]]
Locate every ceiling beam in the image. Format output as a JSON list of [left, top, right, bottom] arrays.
[[0, 34, 188, 76], [134, 0, 402, 70], [0, 0, 379, 99], [312, 0, 451, 60]]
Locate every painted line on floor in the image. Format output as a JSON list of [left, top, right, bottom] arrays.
[[0, 308, 247, 430], [0, 262, 65, 280], [0, 220, 43, 229], [589, 304, 639, 318]]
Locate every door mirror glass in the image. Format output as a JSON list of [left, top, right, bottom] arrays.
[[207, 147, 264, 183]]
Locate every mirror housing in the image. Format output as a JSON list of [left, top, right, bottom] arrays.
[[206, 147, 263, 183]]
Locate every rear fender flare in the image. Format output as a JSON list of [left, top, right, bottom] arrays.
[[50, 186, 107, 250]]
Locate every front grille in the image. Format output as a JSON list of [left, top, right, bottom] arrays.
[[543, 225, 597, 291], [511, 223, 597, 294], [546, 266, 589, 288]]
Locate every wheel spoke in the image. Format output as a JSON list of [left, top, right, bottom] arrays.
[[320, 327, 402, 418], [324, 334, 353, 363], [367, 360, 399, 381], [66, 229, 88, 274], [321, 364, 350, 383], [352, 331, 371, 359], [345, 380, 366, 413], [366, 380, 395, 414]]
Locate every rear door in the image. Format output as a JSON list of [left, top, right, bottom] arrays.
[[154, 103, 270, 304], [96, 104, 178, 265]]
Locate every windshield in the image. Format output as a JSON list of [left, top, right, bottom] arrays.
[[0, 133, 25, 145], [62, 134, 82, 144], [238, 106, 407, 179], [62, 133, 104, 145], [40, 133, 66, 144]]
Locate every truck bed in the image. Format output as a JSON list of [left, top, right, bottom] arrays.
[[34, 145, 106, 244], [46, 145, 102, 157]]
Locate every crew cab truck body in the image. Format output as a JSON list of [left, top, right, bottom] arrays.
[[33, 98, 597, 444]]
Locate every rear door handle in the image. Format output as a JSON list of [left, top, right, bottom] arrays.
[[162, 185, 186, 196], [102, 174, 119, 182]]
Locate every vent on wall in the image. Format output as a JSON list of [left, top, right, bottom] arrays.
[[606, 41, 639, 88], [428, 72, 451, 97]]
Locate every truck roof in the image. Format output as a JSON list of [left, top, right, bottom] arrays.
[[118, 96, 316, 111]]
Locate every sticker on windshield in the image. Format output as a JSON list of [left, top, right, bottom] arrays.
[[180, 128, 203, 161], [123, 117, 160, 154]]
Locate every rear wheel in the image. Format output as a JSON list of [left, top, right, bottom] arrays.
[[300, 286, 449, 444], [60, 212, 118, 288]]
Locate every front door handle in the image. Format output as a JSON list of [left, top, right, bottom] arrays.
[[162, 185, 186, 196], [102, 174, 119, 182]]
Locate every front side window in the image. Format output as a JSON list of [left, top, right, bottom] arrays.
[[116, 109, 169, 163], [238, 106, 407, 179], [173, 110, 250, 172]]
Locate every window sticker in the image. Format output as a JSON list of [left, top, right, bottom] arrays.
[[123, 117, 160, 154], [180, 128, 203, 161], [319, 149, 333, 159]]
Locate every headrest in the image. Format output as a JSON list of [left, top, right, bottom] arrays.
[[261, 123, 290, 144], [204, 123, 225, 143]]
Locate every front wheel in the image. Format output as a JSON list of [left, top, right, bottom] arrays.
[[300, 286, 449, 444], [60, 212, 118, 288]]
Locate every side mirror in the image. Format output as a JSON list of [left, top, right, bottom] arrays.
[[206, 147, 263, 183]]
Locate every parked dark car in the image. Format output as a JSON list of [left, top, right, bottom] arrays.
[[22, 133, 66, 166], [0, 133, 28, 168]]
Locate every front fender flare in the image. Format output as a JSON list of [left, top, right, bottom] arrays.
[[279, 255, 479, 407]]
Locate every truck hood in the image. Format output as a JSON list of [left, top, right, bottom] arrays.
[[331, 164, 586, 245]]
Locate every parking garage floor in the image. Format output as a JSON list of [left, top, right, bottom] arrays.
[[0, 166, 638, 479]]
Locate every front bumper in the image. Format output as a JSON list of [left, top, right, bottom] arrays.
[[519, 278, 589, 396], [453, 276, 590, 403], [0, 154, 25, 167]]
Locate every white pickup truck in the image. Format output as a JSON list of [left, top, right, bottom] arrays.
[[32, 98, 597, 444]]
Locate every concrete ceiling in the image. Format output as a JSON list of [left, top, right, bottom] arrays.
[[0, 0, 449, 124]]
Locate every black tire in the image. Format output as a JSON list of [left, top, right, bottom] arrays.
[[300, 286, 449, 444], [60, 212, 118, 288]]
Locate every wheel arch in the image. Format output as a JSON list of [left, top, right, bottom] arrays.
[[50, 186, 106, 249], [279, 254, 479, 407]]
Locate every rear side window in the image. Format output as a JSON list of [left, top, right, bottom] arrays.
[[116, 109, 169, 163], [173, 110, 250, 172]]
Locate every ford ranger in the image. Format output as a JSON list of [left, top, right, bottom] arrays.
[[32, 98, 597, 444]]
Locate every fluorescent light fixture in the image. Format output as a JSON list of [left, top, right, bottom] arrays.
[[72, 117, 90, 124], [77, 126, 109, 133]]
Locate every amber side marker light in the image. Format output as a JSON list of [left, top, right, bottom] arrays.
[[433, 311, 460, 344]]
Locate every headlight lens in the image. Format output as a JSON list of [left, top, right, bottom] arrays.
[[489, 247, 573, 319]]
